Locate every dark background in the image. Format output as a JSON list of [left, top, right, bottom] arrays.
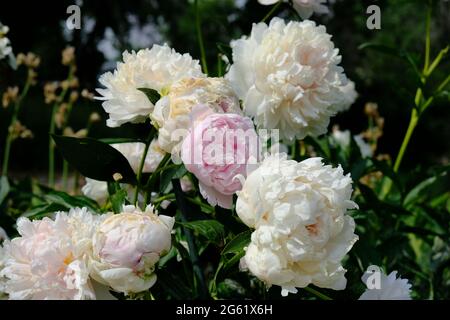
[[0, 0, 449, 177]]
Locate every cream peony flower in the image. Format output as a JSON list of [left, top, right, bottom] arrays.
[[226, 18, 355, 141], [90, 205, 174, 294], [236, 155, 358, 296], [353, 134, 373, 158], [0, 22, 12, 60], [258, 1, 329, 20], [0, 243, 6, 297], [359, 265, 412, 300], [111, 140, 166, 174], [82, 140, 166, 203], [0, 227, 8, 241], [152, 77, 242, 160], [82, 178, 109, 204], [96, 44, 204, 127], [0, 208, 103, 300]]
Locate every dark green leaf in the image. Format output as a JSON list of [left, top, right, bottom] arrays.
[[404, 170, 450, 208], [43, 189, 100, 211], [21, 203, 68, 219], [99, 138, 145, 144], [160, 165, 187, 193], [221, 229, 252, 256], [0, 176, 10, 206], [179, 220, 225, 245], [138, 88, 161, 105], [52, 135, 137, 184], [157, 268, 194, 299]]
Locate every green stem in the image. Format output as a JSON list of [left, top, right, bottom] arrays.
[[2, 79, 31, 176], [62, 160, 69, 191], [217, 54, 223, 77], [393, 109, 419, 173], [304, 286, 333, 300], [143, 153, 171, 205], [424, 5, 432, 73], [195, 0, 208, 75], [172, 179, 209, 299], [48, 68, 74, 187], [261, 1, 282, 23], [133, 128, 156, 206], [48, 104, 58, 187]]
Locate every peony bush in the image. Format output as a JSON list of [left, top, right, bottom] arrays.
[[0, 0, 449, 300]]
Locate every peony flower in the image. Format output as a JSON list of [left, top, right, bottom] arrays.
[[226, 18, 355, 141], [258, 0, 329, 20], [82, 140, 166, 203], [181, 109, 260, 209], [96, 44, 204, 127], [0, 227, 8, 241], [359, 265, 412, 300], [90, 205, 174, 294], [0, 22, 12, 60], [152, 77, 242, 160], [236, 155, 358, 295], [0, 243, 6, 297], [111, 140, 166, 174], [0, 208, 102, 300], [82, 178, 109, 204], [353, 134, 373, 158]]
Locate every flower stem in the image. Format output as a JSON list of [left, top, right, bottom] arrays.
[[304, 286, 333, 300], [261, 1, 282, 23], [393, 108, 419, 173], [172, 179, 209, 299], [133, 128, 156, 206], [195, 0, 208, 75], [1, 79, 31, 176], [48, 68, 74, 188], [424, 5, 432, 73]]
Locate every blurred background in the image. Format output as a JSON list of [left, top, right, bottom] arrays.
[[1, 0, 449, 178]]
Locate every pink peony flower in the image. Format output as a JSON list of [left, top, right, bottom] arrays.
[[181, 108, 260, 209]]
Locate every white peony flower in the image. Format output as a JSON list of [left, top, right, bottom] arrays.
[[0, 208, 103, 300], [90, 205, 174, 294], [111, 140, 166, 174], [96, 44, 204, 127], [82, 140, 166, 203], [258, 0, 329, 20], [353, 134, 373, 158], [331, 128, 351, 149], [0, 243, 6, 297], [0, 227, 8, 241], [333, 80, 358, 113], [82, 178, 109, 204], [152, 77, 242, 159], [0, 22, 12, 60], [359, 265, 412, 300], [226, 18, 355, 141], [332, 128, 373, 158], [236, 154, 358, 296]]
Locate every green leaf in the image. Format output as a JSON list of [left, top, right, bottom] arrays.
[[52, 135, 137, 184], [404, 170, 450, 208], [21, 203, 68, 219], [211, 230, 252, 295], [0, 176, 10, 206], [221, 229, 252, 256], [99, 138, 145, 144], [157, 268, 194, 299], [42, 189, 100, 211], [179, 220, 225, 245], [160, 165, 187, 193], [107, 182, 128, 213], [138, 88, 161, 105]]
